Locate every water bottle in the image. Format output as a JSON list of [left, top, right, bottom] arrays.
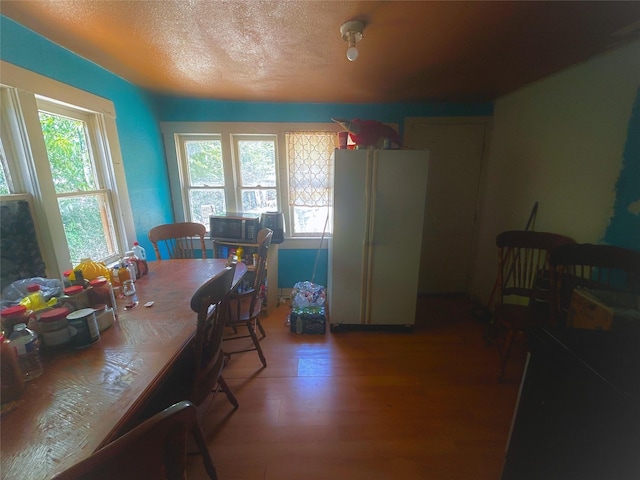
[[132, 241, 148, 276], [9, 323, 43, 380], [124, 251, 139, 280]]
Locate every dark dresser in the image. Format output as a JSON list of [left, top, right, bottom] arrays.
[[502, 327, 640, 480]]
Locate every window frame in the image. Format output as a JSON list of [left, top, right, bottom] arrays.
[[164, 122, 342, 242], [0, 61, 135, 279]]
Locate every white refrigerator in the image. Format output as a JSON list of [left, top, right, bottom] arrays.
[[328, 148, 429, 327]]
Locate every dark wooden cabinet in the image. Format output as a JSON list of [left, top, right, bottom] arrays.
[[502, 328, 640, 480]]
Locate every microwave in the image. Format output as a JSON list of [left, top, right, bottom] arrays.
[[210, 213, 260, 242]]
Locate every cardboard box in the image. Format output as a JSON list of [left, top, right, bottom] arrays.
[[567, 288, 640, 331], [289, 307, 326, 335]]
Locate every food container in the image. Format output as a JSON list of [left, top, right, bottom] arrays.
[[67, 308, 100, 348], [59, 285, 91, 312], [37, 307, 71, 347], [69, 258, 111, 283], [88, 277, 117, 316], [93, 304, 115, 332], [1, 305, 36, 335]]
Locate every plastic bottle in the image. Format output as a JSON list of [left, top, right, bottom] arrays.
[[1, 305, 36, 337], [132, 241, 149, 276], [236, 246, 244, 264], [9, 323, 43, 380], [1, 333, 26, 402], [124, 251, 139, 280], [117, 260, 131, 284]]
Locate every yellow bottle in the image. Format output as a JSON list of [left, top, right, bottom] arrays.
[[236, 246, 244, 263]]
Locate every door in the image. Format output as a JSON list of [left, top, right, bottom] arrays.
[[404, 118, 490, 295]]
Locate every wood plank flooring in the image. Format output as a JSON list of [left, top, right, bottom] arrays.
[[187, 295, 521, 480]]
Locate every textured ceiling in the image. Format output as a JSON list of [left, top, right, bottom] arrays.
[[2, 1, 639, 103]]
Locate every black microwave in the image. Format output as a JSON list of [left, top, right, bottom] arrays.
[[210, 213, 260, 242]]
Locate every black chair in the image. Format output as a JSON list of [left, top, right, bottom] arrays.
[[491, 230, 575, 381]]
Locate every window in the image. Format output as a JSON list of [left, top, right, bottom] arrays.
[[169, 123, 339, 239], [0, 62, 134, 279], [37, 102, 119, 265], [286, 132, 334, 236], [180, 135, 226, 224], [234, 135, 278, 214]]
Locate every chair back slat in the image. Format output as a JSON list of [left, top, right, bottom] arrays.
[[148, 222, 207, 260], [496, 230, 575, 304], [549, 243, 640, 324]]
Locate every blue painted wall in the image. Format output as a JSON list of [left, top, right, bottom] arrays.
[[603, 86, 640, 250], [0, 16, 171, 258]]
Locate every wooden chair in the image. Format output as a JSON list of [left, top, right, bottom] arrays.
[[148, 222, 207, 260], [492, 230, 575, 382], [224, 228, 273, 368], [189, 263, 239, 409], [51, 401, 217, 480], [549, 243, 640, 327]]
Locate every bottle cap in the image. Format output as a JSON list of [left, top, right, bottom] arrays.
[[89, 278, 108, 287], [64, 285, 84, 295], [39, 307, 71, 322], [1, 305, 28, 318]]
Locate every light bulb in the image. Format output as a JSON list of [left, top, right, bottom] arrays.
[[346, 46, 359, 62]]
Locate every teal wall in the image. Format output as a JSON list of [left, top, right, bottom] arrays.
[[154, 95, 492, 130]]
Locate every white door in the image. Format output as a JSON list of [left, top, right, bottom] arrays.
[[404, 118, 490, 294]]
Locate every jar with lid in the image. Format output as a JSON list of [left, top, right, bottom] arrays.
[[1, 333, 26, 402], [9, 323, 43, 380], [59, 285, 91, 312], [37, 307, 71, 348], [1, 305, 36, 335], [88, 277, 117, 315]]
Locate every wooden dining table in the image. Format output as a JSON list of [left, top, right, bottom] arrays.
[[0, 259, 246, 480]]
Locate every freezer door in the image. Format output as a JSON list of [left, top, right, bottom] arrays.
[[329, 149, 369, 325]]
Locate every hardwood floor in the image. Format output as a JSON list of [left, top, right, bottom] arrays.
[[187, 295, 521, 480]]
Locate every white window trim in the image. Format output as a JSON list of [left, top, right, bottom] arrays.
[[0, 61, 135, 278], [161, 121, 342, 247]]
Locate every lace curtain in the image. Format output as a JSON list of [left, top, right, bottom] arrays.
[[286, 132, 336, 207]]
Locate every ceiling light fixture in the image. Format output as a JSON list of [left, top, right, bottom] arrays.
[[340, 20, 364, 62]]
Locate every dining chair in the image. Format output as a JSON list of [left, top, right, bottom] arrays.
[[491, 230, 575, 382], [549, 243, 640, 327], [224, 228, 273, 367], [148, 222, 207, 260], [189, 263, 239, 409], [50, 400, 217, 480]]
